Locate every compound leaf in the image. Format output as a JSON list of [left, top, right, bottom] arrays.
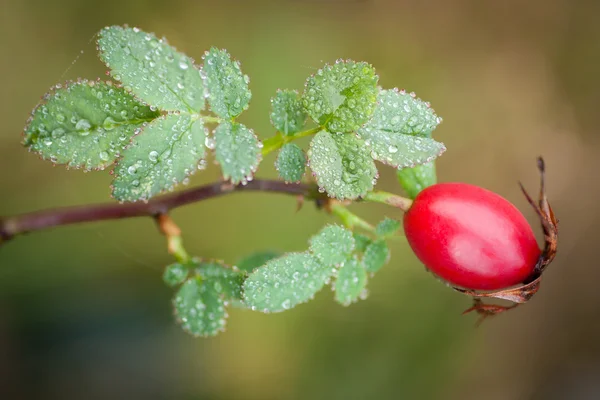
[[397, 161, 437, 199], [358, 88, 445, 169], [202, 48, 251, 118], [276, 143, 306, 183], [23, 81, 158, 170], [163, 262, 189, 287], [97, 26, 205, 112], [375, 218, 401, 238], [270, 89, 307, 136], [112, 113, 206, 202], [214, 121, 261, 184], [363, 239, 390, 274], [195, 261, 246, 302], [242, 252, 335, 313], [173, 277, 227, 337], [309, 224, 355, 266], [303, 60, 378, 133], [308, 131, 377, 200], [237, 251, 281, 273], [334, 257, 368, 306]]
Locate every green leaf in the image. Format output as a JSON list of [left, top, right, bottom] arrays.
[[270, 89, 307, 136], [195, 261, 246, 302], [375, 218, 400, 238], [309, 224, 355, 266], [276, 143, 306, 183], [308, 131, 377, 200], [303, 60, 378, 133], [363, 240, 390, 273], [202, 48, 251, 118], [353, 233, 372, 253], [237, 251, 281, 273], [173, 277, 227, 337], [214, 121, 261, 184], [397, 161, 437, 199], [23, 81, 158, 170], [112, 113, 206, 202], [358, 88, 445, 169], [163, 263, 189, 287], [334, 257, 368, 306], [243, 252, 335, 313], [97, 26, 205, 112]]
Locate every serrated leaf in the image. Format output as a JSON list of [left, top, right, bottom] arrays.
[[334, 257, 368, 306], [112, 113, 206, 202], [270, 89, 307, 136], [97, 26, 205, 112], [375, 218, 401, 238], [163, 263, 189, 287], [308, 131, 377, 200], [23, 81, 158, 170], [353, 233, 372, 253], [303, 60, 378, 133], [214, 121, 261, 184], [363, 240, 390, 273], [309, 224, 355, 266], [195, 261, 246, 302], [276, 143, 306, 183], [202, 48, 251, 118], [237, 251, 280, 273], [397, 161, 437, 199], [173, 277, 227, 337], [242, 252, 334, 313], [358, 88, 445, 169]]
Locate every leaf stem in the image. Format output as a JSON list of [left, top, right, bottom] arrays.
[[363, 191, 413, 212], [154, 214, 190, 263], [0, 180, 325, 246], [329, 202, 375, 232], [261, 127, 321, 156]]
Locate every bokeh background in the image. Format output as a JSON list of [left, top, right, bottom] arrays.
[[1, 0, 599, 399]]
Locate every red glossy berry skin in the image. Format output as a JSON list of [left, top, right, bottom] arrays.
[[403, 183, 541, 291]]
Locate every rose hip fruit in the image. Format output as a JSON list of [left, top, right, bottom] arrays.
[[403, 183, 541, 291]]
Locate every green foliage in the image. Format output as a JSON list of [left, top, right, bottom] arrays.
[[397, 160, 437, 199], [334, 257, 368, 306], [308, 131, 377, 200], [173, 277, 227, 337], [20, 25, 454, 339], [303, 60, 378, 133], [270, 89, 307, 136], [363, 240, 390, 273], [276, 143, 306, 183], [97, 26, 205, 112], [163, 262, 189, 287], [376, 218, 401, 238], [236, 251, 281, 273], [309, 224, 355, 266], [358, 88, 445, 169], [243, 252, 335, 312], [24, 81, 158, 170], [112, 114, 205, 202], [195, 261, 246, 302], [353, 233, 372, 253], [214, 121, 261, 184], [202, 48, 251, 118]]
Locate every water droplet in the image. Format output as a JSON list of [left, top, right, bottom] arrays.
[[127, 165, 137, 175], [75, 119, 91, 132], [99, 151, 109, 161], [148, 150, 159, 163]]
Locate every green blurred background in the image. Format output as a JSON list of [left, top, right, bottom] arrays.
[[1, 0, 599, 399]]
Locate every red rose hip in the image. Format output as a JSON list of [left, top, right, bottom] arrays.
[[403, 183, 541, 291]]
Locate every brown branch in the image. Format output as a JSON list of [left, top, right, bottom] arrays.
[[0, 179, 323, 246]]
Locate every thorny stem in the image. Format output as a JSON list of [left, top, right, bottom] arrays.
[[0, 179, 324, 247]]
